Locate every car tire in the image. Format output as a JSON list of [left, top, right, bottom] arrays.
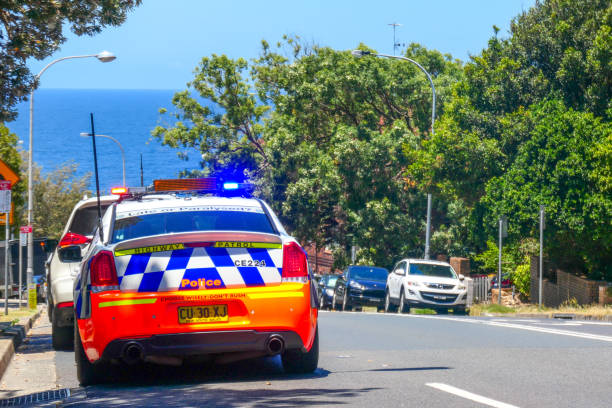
[[454, 307, 467, 315], [282, 326, 319, 374], [52, 309, 73, 350], [398, 291, 410, 314], [384, 291, 395, 313], [342, 290, 352, 312], [75, 321, 105, 386], [47, 294, 53, 323]]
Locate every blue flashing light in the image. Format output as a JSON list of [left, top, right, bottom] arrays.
[[223, 182, 240, 190]]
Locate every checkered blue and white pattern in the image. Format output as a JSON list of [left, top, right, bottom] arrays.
[[114, 247, 283, 292]]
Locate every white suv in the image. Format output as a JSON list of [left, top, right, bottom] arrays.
[[384, 259, 467, 314], [46, 195, 117, 349]]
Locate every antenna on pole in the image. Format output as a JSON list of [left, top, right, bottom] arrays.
[[140, 153, 144, 187], [89, 113, 104, 243], [388, 22, 403, 55]]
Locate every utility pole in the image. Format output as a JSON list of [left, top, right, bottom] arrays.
[[498, 216, 507, 305], [388, 22, 402, 55], [539, 205, 545, 308], [424, 193, 432, 259]]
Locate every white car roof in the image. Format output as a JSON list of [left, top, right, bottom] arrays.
[[399, 258, 452, 266]]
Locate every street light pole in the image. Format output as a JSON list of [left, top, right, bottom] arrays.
[[80, 133, 126, 187], [351, 50, 436, 259], [27, 52, 116, 303]]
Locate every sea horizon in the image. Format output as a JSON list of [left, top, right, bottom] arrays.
[[5, 89, 201, 193]]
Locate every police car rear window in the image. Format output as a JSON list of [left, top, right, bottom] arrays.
[[111, 210, 275, 243]]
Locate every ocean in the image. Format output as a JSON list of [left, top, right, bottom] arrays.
[[5, 89, 201, 193]]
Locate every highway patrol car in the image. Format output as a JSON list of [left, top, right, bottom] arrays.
[[69, 179, 318, 385]]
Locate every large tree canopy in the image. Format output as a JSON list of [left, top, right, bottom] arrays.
[[156, 0, 611, 281], [0, 0, 141, 122], [154, 38, 462, 268]]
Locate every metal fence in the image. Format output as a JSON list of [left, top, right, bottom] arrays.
[[467, 276, 490, 306]]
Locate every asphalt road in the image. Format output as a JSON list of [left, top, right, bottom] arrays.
[[1, 309, 611, 407]]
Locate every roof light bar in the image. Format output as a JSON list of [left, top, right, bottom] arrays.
[[111, 187, 128, 195], [223, 182, 240, 190], [111, 186, 147, 196], [154, 178, 217, 192]]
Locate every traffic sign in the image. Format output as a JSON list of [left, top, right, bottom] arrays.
[[0, 186, 11, 214], [20, 226, 32, 233]]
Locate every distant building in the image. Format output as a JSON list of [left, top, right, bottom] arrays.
[[304, 244, 335, 274]]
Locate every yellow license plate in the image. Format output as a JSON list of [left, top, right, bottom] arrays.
[[178, 305, 228, 324]]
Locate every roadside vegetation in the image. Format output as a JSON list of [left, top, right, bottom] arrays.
[[154, 0, 611, 287], [470, 303, 612, 317]]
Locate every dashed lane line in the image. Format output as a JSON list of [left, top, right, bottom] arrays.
[[426, 383, 520, 408]]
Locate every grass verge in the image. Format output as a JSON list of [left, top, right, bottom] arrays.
[[470, 303, 612, 317], [0, 307, 38, 323]]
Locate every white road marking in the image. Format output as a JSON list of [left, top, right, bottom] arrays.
[[325, 310, 612, 342], [426, 383, 520, 408]]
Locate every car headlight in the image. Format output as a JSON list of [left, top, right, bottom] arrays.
[[349, 280, 365, 290], [326, 288, 334, 296], [458, 284, 466, 290], [407, 281, 422, 287]]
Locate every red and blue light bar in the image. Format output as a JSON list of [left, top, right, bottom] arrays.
[[110, 178, 252, 197]]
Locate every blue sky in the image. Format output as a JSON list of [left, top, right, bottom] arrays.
[[30, 0, 535, 90]]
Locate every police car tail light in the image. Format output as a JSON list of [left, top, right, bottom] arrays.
[[59, 232, 91, 248], [90, 251, 119, 291], [282, 242, 308, 282]]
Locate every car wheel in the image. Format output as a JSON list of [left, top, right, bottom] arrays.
[[282, 326, 319, 374], [47, 295, 53, 323], [398, 291, 410, 314], [384, 291, 395, 313], [342, 290, 352, 312], [74, 321, 105, 386], [453, 307, 467, 315], [52, 309, 73, 350]]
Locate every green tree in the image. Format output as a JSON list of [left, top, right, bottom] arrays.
[[482, 100, 611, 279], [0, 123, 22, 239], [0, 0, 142, 122], [155, 37, 462, 267], [26, 162, 91, 239]]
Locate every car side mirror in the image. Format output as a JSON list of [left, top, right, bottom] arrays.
[[58, 245, 82, 263], [459, 274, 465, 281]]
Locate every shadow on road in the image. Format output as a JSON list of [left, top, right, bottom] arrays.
[[57, 356, 383, 407]]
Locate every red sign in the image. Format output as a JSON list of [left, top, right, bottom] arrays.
[[20, 226, 33, 233], [0, 180, 11, 190]]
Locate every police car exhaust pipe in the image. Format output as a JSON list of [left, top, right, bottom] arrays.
[[122, 342, 145, 364], [266, 335, 285, 355]]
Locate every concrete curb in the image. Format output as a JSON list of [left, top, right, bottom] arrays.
[[482, 312, 612, 322], [0, 308, 42, 381]]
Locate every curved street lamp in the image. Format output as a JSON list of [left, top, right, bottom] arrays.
[[80, 132, 126, 188], [26, 51, 116, 303], [352, 49, 436, 259]]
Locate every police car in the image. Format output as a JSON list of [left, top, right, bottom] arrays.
[[67, 179, 319, 385]]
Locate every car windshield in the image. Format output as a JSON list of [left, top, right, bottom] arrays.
[[409, 263, 456, 278], [350, 266, 388, 281], [325, 276, 338, 287], [111, 210, 275, 243]]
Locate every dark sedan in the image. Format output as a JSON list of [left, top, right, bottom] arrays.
[[318, 274, 339, 309], [332, 265, 388, 312]]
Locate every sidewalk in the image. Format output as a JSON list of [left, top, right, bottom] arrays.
[[0, 306, 42, 381]]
